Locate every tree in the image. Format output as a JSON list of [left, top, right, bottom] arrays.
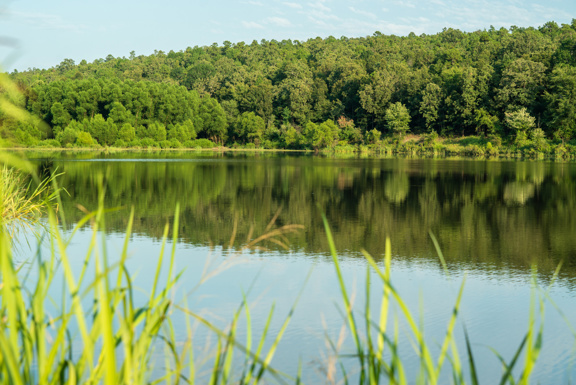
[[87, 114, 107, 145], [56, 126, 78, 146], [545, 65, 576, 142], [147, 122, 167, 142], [167, 124, 190, 143], [118, 123, 136, 142], [496, 58, 545, 113], [235, 112, 265, 144], [419, 83, 442, 132], [198, 98, 227, 144], [359, 70, 397, 125], [385, 102, 411, 137], [50, 102, 71, 136], [302, 119, 339, 150], [474, 108, 499, 136], [505, 108, 535, 144], [76, 131, 96, 147], [337, 116, 362, 144]]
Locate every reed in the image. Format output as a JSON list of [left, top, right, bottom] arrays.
[[0, 195, 556, 385], [0, 163, 60, 241], [321, 214, 546, 385]]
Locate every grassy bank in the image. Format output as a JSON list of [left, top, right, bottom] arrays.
[[7, 132, 576, 161]]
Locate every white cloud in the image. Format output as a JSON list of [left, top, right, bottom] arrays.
[[241, 21, 264, 29], [268, 17, 292, 27], [283, 2, 303, 9], [349, 7, 378, 20], [8, 10, 86, 33], [309, 1, 331, 12]]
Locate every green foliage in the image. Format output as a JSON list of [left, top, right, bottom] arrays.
[[114, 139, 127, 147], [303, 119, 340, 150], [147, 122, 167, 142], [118, 123, 136, 142], [76, 131, 97, 147], [167, 123, 190, 143], [365, 128, 382, 144], [56, 126, 79, 146], [531, 127, 549, 152], [9, 21, 576, 149], [235, 111, 266, 144], [385, 102, 411, 137], [505, 108, 536, 135], [420, 83, 443, 132], [0, 166, 59, 239], [158, 139, 172, 148], [546, 64, 576, 142], [139, 138, 158, 148], [185, 138, 216, 148], [198, 97, 227, 144], [36, 139, 61, 148], [279, 124, 301, 149], [337, 116, 363, 144]]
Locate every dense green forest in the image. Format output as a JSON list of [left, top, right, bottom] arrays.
[[4, 21, 576, 155]]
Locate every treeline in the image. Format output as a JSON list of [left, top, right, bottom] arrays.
[[5, 20, 576, 150]]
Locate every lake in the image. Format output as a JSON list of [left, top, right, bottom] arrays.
[[24, 151, 576, 384]]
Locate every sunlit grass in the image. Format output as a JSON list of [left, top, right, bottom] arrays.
[[0, 196, 561, 385], [0, 164, 60, 241]]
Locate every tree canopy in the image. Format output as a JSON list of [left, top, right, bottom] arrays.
[[5, 20, 576, 149]]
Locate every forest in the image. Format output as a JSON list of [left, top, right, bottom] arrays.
[[3, 20, 576, 156]]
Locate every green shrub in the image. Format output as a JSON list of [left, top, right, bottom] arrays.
[[113, 139, 127, 147], [127, 139, 140, 148], [36, 139, 61, 148], [486, 142, 500, 157], [187, 138, 216, 148], [487, 134, 503, 148], [465, 144, 485, 157], [169, 139, 182, 148], [76, 132, 97, 147], [139, 138, 157, 148]]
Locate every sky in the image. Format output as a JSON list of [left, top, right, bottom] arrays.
[[1, 0, 575, 72]]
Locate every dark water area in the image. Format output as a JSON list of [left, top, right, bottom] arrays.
[[24, 151, 576, 383]]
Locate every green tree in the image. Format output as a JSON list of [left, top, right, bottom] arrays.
[[545, 65, 576, 142], [198, 98, 227, 144], [303, 119, 339, 150], [359, 70, 397, 125], [147, 122, 167, 142], [385, 102, 411, 137], [505, 108, 535, 144], [56, 126, 78, 146], [419, 83, 442, 132], [118, 123, 136, 142], [50, 102, 71, 136], [167, 124, 190, 143], [235, 112, 265, 144]]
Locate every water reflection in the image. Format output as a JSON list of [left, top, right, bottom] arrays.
[[26, 151, 576, 284], [19, 151, 576, 384]]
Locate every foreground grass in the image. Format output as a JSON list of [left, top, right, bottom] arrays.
[[0, 162, 60, 241], [0, 194, 563, 384]]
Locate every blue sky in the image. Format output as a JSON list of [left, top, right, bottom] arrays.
[[1, 0, 575, 72]]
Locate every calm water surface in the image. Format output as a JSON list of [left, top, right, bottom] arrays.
[[27, 151, 576, 384]]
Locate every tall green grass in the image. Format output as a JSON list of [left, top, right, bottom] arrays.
[[321, 214, 547, 385], [0, 186, 559, 385], [0, 162, 61, 242]]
